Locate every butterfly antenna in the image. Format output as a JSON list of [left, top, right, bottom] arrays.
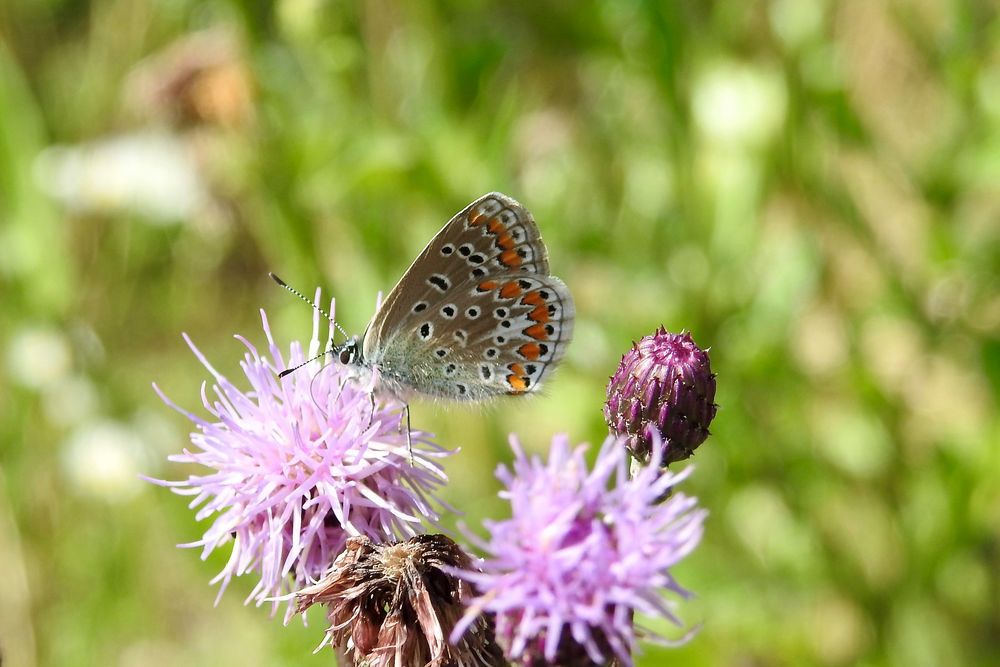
[[278, 349, 331, 378], [269, 272, 350, 340]]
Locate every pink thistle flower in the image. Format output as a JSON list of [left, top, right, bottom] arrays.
[[451, 435, 706, 667], [150, 292, 453, 616]]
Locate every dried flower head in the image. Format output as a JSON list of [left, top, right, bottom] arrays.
[[297, 534, 506, 667], [604, 328, 717, 466], [150, 294, 452, 615], [125, 28, 253, 128], [451, 435, 706, 667]]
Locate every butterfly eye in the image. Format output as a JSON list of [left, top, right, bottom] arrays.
[[339, 348, 352, 364]]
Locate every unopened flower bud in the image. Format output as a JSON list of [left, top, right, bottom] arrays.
[[604, 328, 717, 465]]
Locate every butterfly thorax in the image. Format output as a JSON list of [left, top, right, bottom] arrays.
[[359, 332, 429, 402], [330, 332, 419, 403]]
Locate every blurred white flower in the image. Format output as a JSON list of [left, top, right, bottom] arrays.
[[34, 132, 208, 223], [769, 0, 824, 49], [131, 408, 181, 459], [624, 153, 674, 219], [63, 420, 146, 502], [692, 62, 788, 149], [42, 374, 99, 427], [6, 326, 72, 390]]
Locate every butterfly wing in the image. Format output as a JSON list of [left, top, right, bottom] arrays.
[[365, 192, 549, 345], [362, 193, 574, 401]]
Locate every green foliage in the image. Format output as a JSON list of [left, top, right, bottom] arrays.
[[1, 0, 998, 665]]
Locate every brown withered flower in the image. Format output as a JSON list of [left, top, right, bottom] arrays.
[[296, 534, 506, 667], [125, 29, 253, 129]]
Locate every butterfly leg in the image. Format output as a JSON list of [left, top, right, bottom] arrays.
[[403, 403, 413, 466], [310, 368, 349, 421], [322, 373, 351, 419], [333, 375, 349, 403]]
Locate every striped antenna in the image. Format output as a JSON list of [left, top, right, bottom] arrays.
[[268, 272, 350, 340], [278, 349, 330, 378]]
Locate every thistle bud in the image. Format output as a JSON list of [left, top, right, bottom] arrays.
[[604, 328, 717, 465]]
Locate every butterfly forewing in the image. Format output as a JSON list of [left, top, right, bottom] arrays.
[[362, 193, 573, 400], [366, 193, 547, 345]]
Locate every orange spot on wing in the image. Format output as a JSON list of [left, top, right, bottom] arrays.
[[507, 375, 528, 392], [528, 305, 549, 323], [509, 363, 526, 376], [496, 233, 515, 250], [469, 211, 488, 226], [518, 343, 541, 360], [477, 280, 499, 292], [525, 323, 549, 340], [521, 291, 545, 306], [499, 281, 522, 299], [499, 249, 521, 267], [487, 218, 504, 234]]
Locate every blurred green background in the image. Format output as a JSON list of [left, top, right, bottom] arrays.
[[2, 1, 999, 665]]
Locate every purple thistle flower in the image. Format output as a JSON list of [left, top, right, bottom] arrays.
[[604, 328, 717, 466], [451, 435, 706, 667], [149, 292, 453, 616]]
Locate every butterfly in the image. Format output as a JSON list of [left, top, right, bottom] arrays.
[[272, 192, 574, 441]]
